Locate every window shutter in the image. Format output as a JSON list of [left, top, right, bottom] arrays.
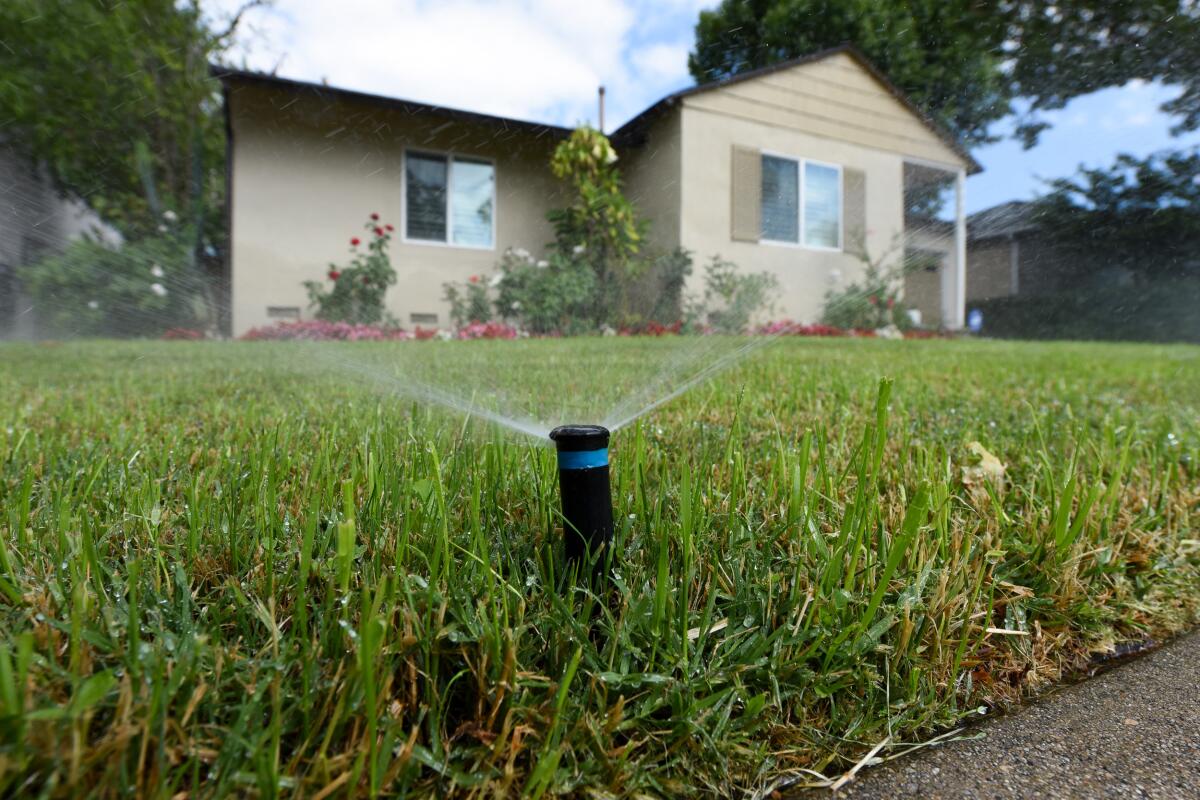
[[730, 145, 761, 242], [842, 167, 867, 256]]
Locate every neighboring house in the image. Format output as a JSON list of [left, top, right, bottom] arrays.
[[966, 200, 1127, 302], [216, 45, 979, 336], [0, 145, 112, 337]]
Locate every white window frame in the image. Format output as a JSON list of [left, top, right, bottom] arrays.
[[401, 148, 497, 251], [758, 150, 843, 253]]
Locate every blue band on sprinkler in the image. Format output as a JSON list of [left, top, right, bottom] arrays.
[[556, 448, 608, 470]]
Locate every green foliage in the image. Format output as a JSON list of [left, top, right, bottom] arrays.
[[492, 249, 597, 335], [689, 1, 1200, 147], [687, 256, 778, 333], [618, 247, 694, 328], [822, 260, 914, 331], [0, 338, 1196, 795], [971, 278, 1200, 343], [548, 127, 645, 324], [443, 276, 494, 328], [1029, 150, 1200, 281], [17, 226, 206, 337], [304, 218, 398, 326], [0, 0, 245, 241]]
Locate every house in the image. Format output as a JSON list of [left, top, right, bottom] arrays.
[[215, 45, 979, 336], [966, 200, 1133, 302], [0, 144, 112, 337]]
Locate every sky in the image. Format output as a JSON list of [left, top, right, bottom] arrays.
[[208, 0, 1199, 214]]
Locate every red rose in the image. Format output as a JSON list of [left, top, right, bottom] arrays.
[[887, 297, 895, 309], [385, 224, 395, 232], [469, 275, 480, 284], [328, 270, 340, 280], [868, 295, 878, 306], [374, 227, 384, 236], [350, 237, 361, 246], [370, 212, 380, 221]]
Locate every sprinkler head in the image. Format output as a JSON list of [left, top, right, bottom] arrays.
[[549, 425, 614, 567]]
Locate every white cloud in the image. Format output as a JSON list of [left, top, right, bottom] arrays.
[[206, 0, 699, 129]]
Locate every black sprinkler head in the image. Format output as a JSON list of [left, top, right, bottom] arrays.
[[549, 425, 614, 566]]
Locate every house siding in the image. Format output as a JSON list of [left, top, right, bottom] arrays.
[[228, 83, 564, 335], [682, 53, 967, 171], [620, 111, 682, 253], [678, 103, 908, 323]]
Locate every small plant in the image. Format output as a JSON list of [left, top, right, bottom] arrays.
[[443, 274, 494, 328], [687, 256, 778, 333], [304, 214, 398, 325], [493, 249, 597, 335], [821, 261, 914, 331]]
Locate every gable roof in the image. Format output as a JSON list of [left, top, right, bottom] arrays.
[[211, 65, 573, 140], [213, 44, 979, 173], [612, 44, 981, 174], [968, 201, 1041, 240]]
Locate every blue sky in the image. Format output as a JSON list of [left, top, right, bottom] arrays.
[[211, 0, 1198, 214]]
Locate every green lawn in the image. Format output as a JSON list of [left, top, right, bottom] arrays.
[[1, 338, 1197, 797]]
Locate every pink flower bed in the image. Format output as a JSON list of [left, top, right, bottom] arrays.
[[241, 321, 414, 341], [238, 319, 945, 342]]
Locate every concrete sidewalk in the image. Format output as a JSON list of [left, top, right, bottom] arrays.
[[822, 629, 1200, 799]]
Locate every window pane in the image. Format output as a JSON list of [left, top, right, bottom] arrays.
[[451, 158, 494, 247], [761, 155, 799, 242], [804, 162, 841, 248], [406, 152, 447, 241]]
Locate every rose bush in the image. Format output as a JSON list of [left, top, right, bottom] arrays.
[[304, 215, 398, 325]]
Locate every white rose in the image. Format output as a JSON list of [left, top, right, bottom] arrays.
[[536, 260, 548, 268], [87, 300, 99, 310], [162, 210, 178, 223], [150, 283, 167, 297], [151, 265, 165, 278], [572, 244, 586, 255], [489, 273, 503, 288]]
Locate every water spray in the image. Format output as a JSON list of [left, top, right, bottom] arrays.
[[549, 424, 614, 567]]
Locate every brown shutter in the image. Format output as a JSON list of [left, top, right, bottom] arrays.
[[843, 167, 867, 257], [730, 145, 761, 242]]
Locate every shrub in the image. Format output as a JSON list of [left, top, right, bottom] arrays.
[[821, 261, 913, 331], [686, 256, 778, 333], [304, 215, 397, 325], [18, 228, 207, 337], [493, 249, 597, 335], [618, 247, 693, 329], [970, 278, 1200, 343], [443, 274, 493, 328]]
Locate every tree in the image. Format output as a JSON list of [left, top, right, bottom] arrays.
[[0, 0, 258, 247], [1030, 150, 1200, 282], [689, 1, 1200, 147], [548, 127, 645, 325]]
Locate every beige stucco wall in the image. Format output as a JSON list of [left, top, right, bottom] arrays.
[[678, 104, 905, 322], [228, 84, 563, 335], [620, 111, 682, 252], [674, 52, 970, 323]]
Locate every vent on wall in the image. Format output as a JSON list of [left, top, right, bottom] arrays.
[[410, 312, 438, 325], [267, 306, 301, 320]]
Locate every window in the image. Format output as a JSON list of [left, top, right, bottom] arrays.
[[404, 151, 495, 248], [761, 155, 799, 243], [759, 154, 842, 249], [804, 162, 841, 249]]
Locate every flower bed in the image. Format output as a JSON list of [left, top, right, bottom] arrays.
[[238, 319, 946, 342]]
